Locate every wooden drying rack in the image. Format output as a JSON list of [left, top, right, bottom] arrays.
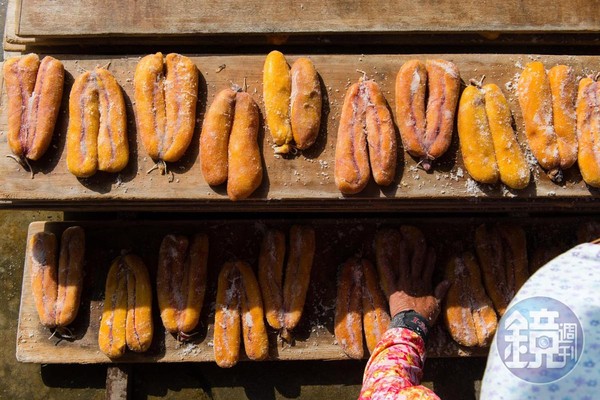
[[4, 0, 600, 398], [17, 217, 592, 364], [1, 53, 599, 212]]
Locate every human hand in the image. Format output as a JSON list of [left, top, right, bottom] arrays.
[[388, 238, 450, 326]]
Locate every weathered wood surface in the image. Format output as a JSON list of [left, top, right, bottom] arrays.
[[105, 365, 130, 400], [4, 0, 27, 52], [16, 0, 600, 38], [1, 54, 599, 212]]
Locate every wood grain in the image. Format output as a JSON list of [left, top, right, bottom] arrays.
[[20, 217, 589, 364], [1, 54, 599, 211], [16, 0, 600, 38], [5, 0, 600, 54]]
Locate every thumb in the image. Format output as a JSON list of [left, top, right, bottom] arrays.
[[434, 280, 451, 302]]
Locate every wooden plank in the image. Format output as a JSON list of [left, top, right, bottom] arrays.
[[16, 0, 600, 38], [2, 197, 599, 213], [19, 217, 589, 364], [5, 0, 600, 53], [1, 53, 599, 212], [4, 0, 30, 51], [106, 365, 130, 400]]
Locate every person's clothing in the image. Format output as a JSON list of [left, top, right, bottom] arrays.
[[359, 327, 440, 400], [481, 243, 600, 399]]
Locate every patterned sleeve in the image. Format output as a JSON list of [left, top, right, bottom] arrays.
[[359, 327, 440, 400]]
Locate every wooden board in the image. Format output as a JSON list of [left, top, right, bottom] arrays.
[[6, 0, 600, 55], [4, 0, 29, 52], [15, 0, 600, 38], [1, 53, 599, 212], [17, 217, 595, 364]]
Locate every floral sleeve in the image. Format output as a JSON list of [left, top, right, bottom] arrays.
[[359, 328, 440, 400]]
